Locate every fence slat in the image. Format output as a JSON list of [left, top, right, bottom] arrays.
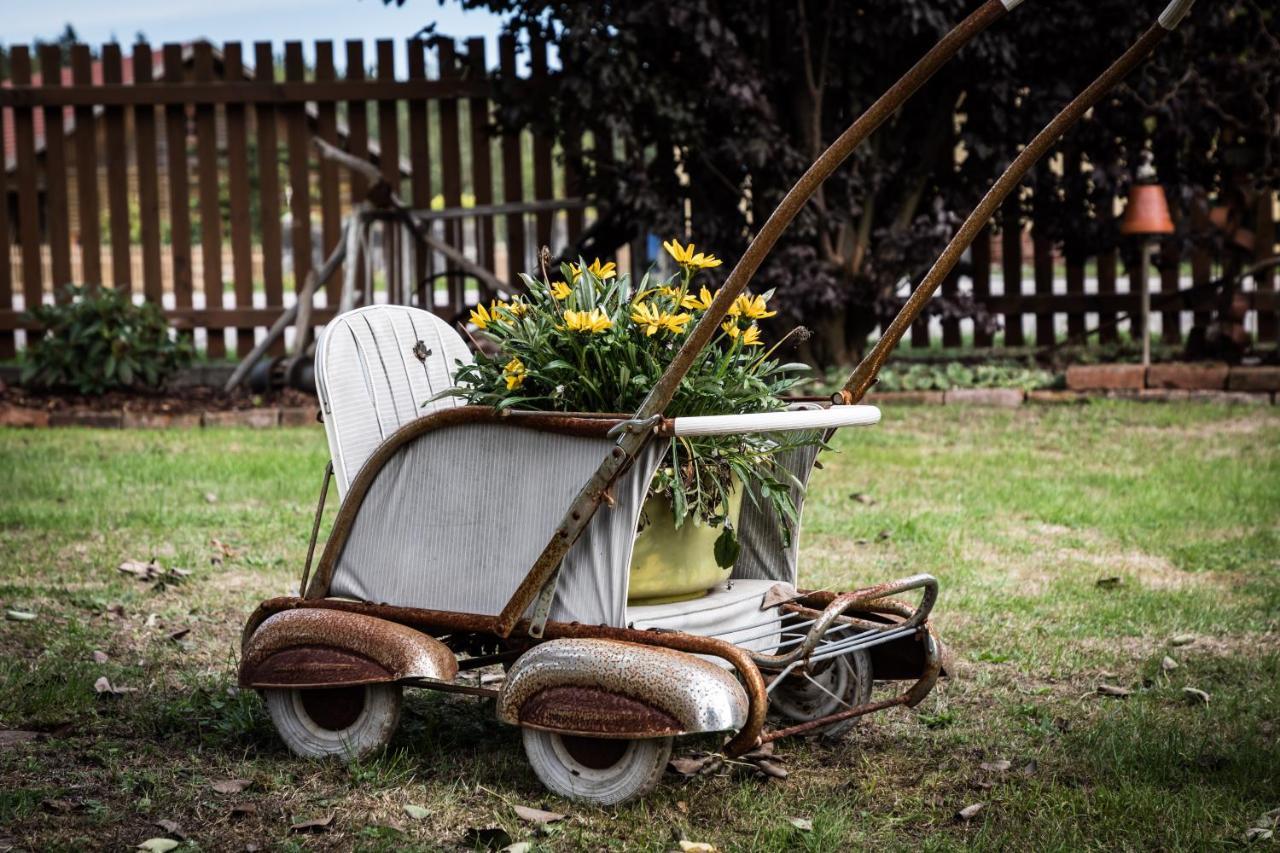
[[940, 267, 961, 348], [437, 39, 465, 312], [37, 46, 73, 300], [253, 42, 285, 355], [223, 43, 256, 357], [1160, 243, 1181, 344], [1097, 248, 1118, 343], [467, 38, 496, 300], [407, 39, 434, 306], [376, 40, 401, 305], [0, 100, 12, 356], [70, 45, 102, 287], [529, 36, 554, 251], [193, 43, 224, 358], [11, 48, 44, 318], [499, 36, 527, 284], [104, 45, 136, 295], [132, 45, 164, 306], [1001, 196, 1023, 346], [284, 42, 312, 298], [972, 224, 992, 347], [1033, 231, 1054, 347], [1256, 192, 1277, 343], [314, 42, 343, 307], [1189, 200, 1212, 332], [163, 43, 193, 315], [344, 41, 370, 307]]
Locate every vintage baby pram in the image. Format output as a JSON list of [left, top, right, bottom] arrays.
[[239, 0, 1196, 804]]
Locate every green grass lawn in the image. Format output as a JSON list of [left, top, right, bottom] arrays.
[[1, 402, 1277, 851]]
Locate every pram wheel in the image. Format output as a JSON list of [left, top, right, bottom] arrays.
[[770, 650, 873, 737], [522, 729, 673, 805], [264, 684, 402, 759]]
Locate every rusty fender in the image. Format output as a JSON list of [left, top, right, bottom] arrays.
[[239, 608, 458, 689], [497, 639, 749, 739]]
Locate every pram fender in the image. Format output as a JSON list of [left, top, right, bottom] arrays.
[[239, 608, 458, 689], [498, 639, 748, 738]]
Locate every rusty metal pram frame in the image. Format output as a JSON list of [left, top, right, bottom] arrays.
[[238, 0, 1198, 804]]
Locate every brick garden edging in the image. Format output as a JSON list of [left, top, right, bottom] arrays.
[[0, 405, 320, 429]]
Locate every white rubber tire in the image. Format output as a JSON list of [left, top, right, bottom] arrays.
[[770, 650, 873, 737], [264, 684, 402, 759], [522, 729, 673, 805]]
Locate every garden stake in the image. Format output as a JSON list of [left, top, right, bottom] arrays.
[[841, 0, 1200, 404], [495, 0, 1025, 639]]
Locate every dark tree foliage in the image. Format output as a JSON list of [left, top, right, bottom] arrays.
[[404, 0, 1278, 365]]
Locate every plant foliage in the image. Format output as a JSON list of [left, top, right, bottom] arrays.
[[442, 244, 820, 546], [20, 285, 193, 394]]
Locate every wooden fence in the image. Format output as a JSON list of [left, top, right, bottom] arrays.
[[1, 37, 1277, 360]]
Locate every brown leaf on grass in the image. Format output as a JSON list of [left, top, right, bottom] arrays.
[[760, 584, 793, 611], [678, 842, 718, 852], [41, 798, 74, 814], [210, 778, 252, 795], [289, 813, 334, 833], [789, 817, 814, 831], [501, 844, 533, 853], [740, 741, 775, 761], [1170, 634, 1196, 647], [403, 804, 429, 820], [105, 603, 126, 620], [676, 800, 690, 814], [1095, 576, 1122, 589], [1096, 684, 1131, 698], [228, 804, 256, 819], [154, 820, 185, 840], [1161, 656, 1179, 672], [1183, 687, 1210, 705], [670, 754, 715, 776], [756, 758, 788, 780], [0, 730, 40, 748], [876, 529, 892, 542], [956, 803, 986, 821], [136, 839, 179, 853], [167, 628, 191, 642], [118, 560, 161, 581], [850, 492, 877, 505], [512, 804, 565, 824], [979, 759, 1012, 773], [204, 492, 219, 504], [94, 676, 137, 697], [210, 538, 240, 566], [92, 650, 110, 664]]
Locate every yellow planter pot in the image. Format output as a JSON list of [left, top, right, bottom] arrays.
[[627, 483, 744, 605]]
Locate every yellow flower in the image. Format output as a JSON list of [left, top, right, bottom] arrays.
[[550, 280, 572, 300], [663, 238, 723, 270], [563, 308, 613, 334], [680, 286, 716, 311], [730, 293, 776, 320], [721, 320, 739, 338], [741, 324, 762, 346], [631, 301, 665, 336], [661, 312, 692, 334], [569, 258, 617, 281], [469, 303, 495, 330], [503, 299, 529, 317], [503, 357, 527, 390]]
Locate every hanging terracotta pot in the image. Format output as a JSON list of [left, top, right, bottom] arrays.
[[1120, 184, 1175, 236]]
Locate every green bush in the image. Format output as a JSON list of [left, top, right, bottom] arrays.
[[20, 285, 192, 394]]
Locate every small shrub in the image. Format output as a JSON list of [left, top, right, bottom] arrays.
[[20, 285, 192, 394]]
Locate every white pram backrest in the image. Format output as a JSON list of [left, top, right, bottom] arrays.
[[315, 305, 474, 495]]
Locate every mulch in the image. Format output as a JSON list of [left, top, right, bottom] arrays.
[[0, 383, 316, 416]]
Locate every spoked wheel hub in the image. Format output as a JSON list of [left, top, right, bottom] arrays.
[[770, 649, 873, 737]]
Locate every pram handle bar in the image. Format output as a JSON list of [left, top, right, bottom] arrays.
[[495, 0, 1018, 639], [659, 405, 880, 437]]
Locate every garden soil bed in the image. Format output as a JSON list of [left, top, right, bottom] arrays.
[[0, 384, 316, 416]]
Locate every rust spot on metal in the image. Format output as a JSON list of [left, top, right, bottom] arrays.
[[249, 646, 391, 688], [519, 687, 682, 738]]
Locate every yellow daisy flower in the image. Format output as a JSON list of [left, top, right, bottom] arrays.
[[469, 303, 495, 330], [741, 324, 763, 346], [660, 312, 692, 334], [503, 357, 527, 390], [550, 281, 572, 300], [731, 293, 776, 320], [721, 320, 740, 338], [563, 308, 613, 334], [569, 259, 617, 281], [663, 238, 723, 270], [631, 301, 665, 336], [680, 286, 716, 311]]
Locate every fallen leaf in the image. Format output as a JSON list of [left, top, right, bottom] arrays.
[[980, 760, 1012, 773], [1244, 828, 1273, 843], [513, 804, 565, 825], [756, 758, 788, 779], [403, 804, 429, 820], [956, 803, 985, 821], [0, 730, 40, 748], [740, 742, 775, 761], [154, 820, 185, 839], [501, 844, 533, 853], [1170, 634, 1196, 647], [229, 804, 256, 819], [789, 817, 814, 831], [676, 800, 689, 814], [168, 628, 191, 642], [876, 529, 892, 541], [210, 778, 252, 795], [93, 676, 136, 697], [678, 843, 717, 853], [41, 798, 74, 814], [1161, 656, 1178, 672], [4, 610, 36, 622], [118, 560, 161, 581], [761, 584, 793, 611], [850, 492, 877, 505], [1095, 576, 1122, 589], [670, 755, 714, 776], [1096, 684, 1131, 698], [1020, 760, 1039, 777], [136, 840, 179, 853], [204, 492, 219, 504], [92, 650, 110, 664], [105, 603, 126, 620], [1183, 687, 1210, 705], [462, 827, 511, 849], [289, 813, 334, 833]]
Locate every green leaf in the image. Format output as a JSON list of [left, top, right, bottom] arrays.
[[713, 526, 741, 569]]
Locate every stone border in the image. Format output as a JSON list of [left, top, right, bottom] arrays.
[[863, 388, 1275, 407], [1066, 363, 1280, 393], [0, 405, 320, 429]]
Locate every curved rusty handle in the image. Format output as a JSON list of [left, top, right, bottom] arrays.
[[495, 0, 1017, 639], [841, 0, 1197, 403]]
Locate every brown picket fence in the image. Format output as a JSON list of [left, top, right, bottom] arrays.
[[1, 37, 1277, 361]]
